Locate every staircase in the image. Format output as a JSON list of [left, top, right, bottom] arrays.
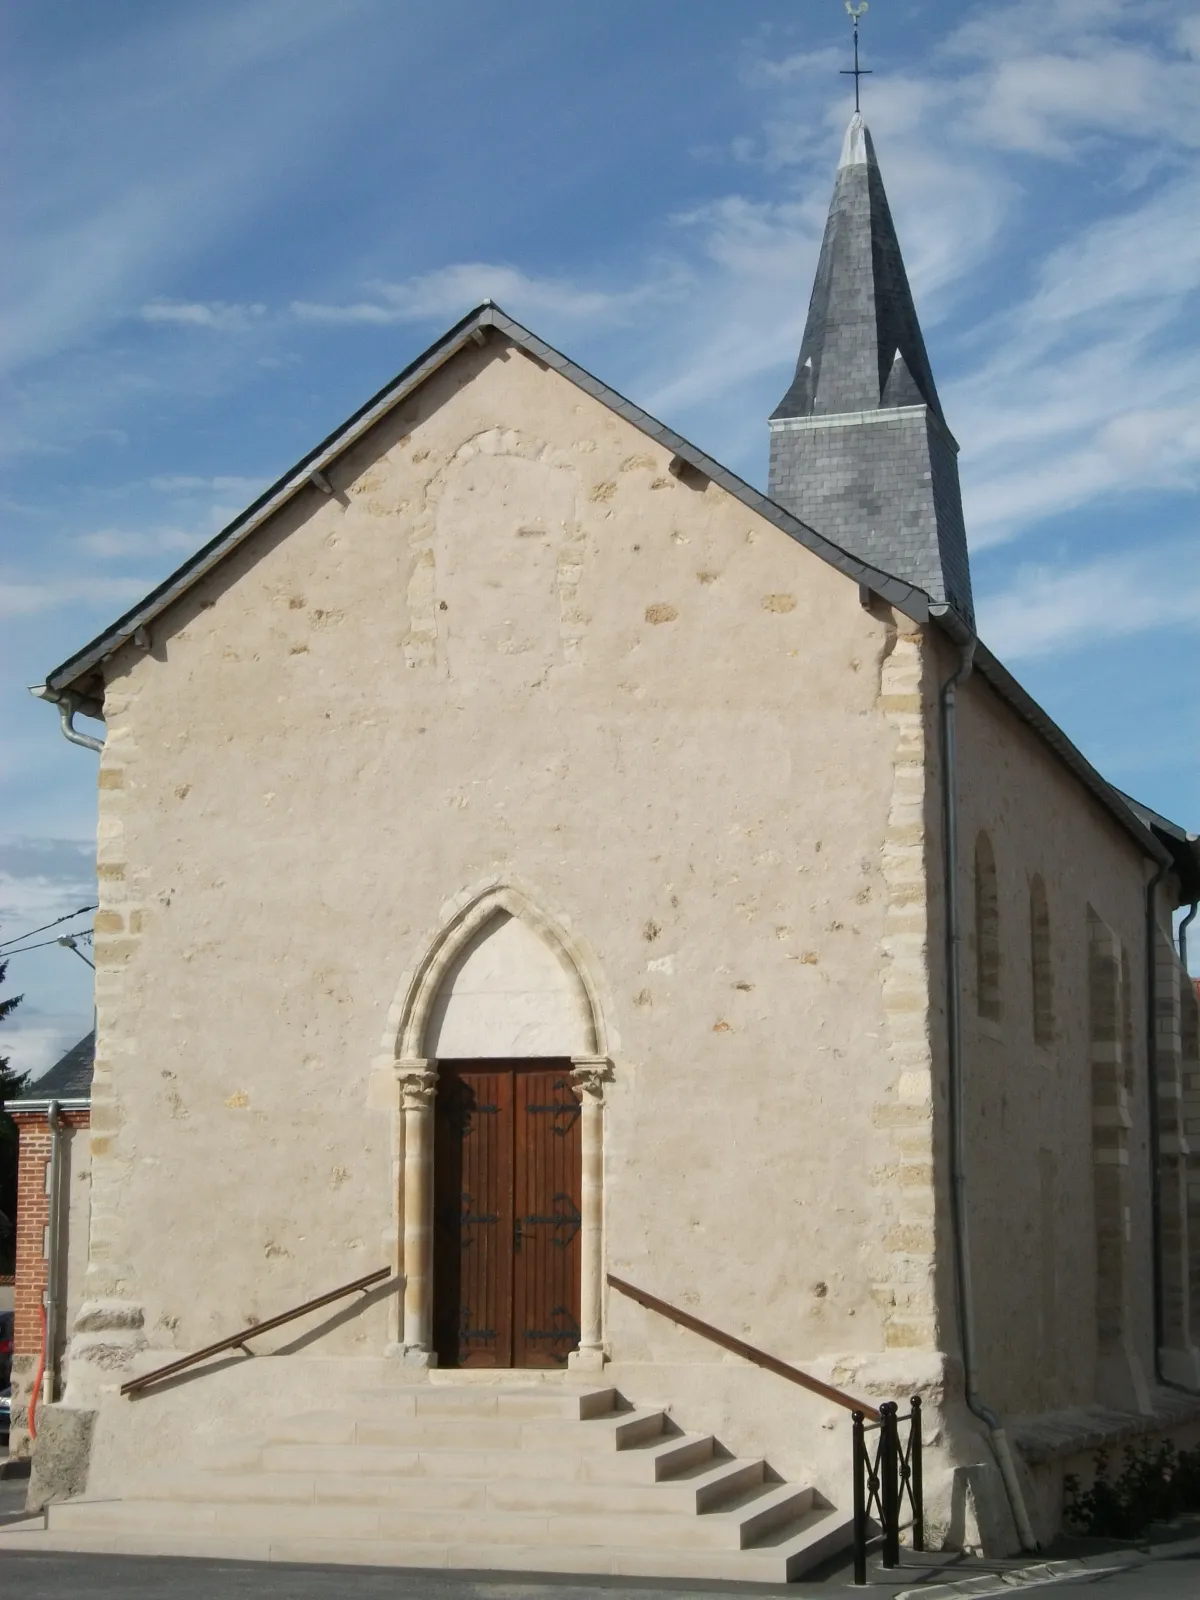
[[20, 1382, 853, 1581]]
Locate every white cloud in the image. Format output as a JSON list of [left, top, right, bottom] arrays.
[[146, 475, 266, 495], [976, 547, 1200, 660], [951, 165, 1200, 544], [67, 481, 269, 565], [141, 300, 265, 331], [940, 0, 1200, 160], [968, 49, 1192, 159], [0, 839, 95, 930], [0, 573, 151, 619], [291, 262, 681, 329], [73, 527, 196, 560], [741, 47, 842, 87]]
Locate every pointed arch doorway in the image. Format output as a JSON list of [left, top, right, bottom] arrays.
[[388, 889, 610, 1372]]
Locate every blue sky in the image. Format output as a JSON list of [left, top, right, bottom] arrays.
[[2, 0, 1198, 1075]]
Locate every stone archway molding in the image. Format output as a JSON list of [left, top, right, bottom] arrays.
[[392, 880, 608, 1063], [375, 879, 612, 1369]]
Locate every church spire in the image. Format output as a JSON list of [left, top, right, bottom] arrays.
[[768, 111, 973, 624]]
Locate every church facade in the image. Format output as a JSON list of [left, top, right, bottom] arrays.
[[10, 113, 1200, 1577]]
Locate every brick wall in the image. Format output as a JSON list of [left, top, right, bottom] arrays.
[[13, 1117, 52, 1359], [8, 1109, 89, 1458], [11, 1109, 91, 1355]]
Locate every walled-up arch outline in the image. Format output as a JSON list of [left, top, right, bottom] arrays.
[[377, 879, 611, 1370]]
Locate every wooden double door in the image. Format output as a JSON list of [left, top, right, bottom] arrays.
[[432, 1060, 582, 1368]]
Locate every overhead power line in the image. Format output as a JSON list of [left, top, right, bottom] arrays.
[[2, 930, 95, 959], [0, 904, 97, 953]]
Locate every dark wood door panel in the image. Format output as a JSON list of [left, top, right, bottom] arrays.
[[433, 1059, 581, 1370], [513, 1066, 582, 1369], [433, 1064, 513, 1367]]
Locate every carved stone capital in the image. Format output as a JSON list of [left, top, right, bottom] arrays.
[[570, 1055, 612, 1104], [396, 1058, 437, 1111]]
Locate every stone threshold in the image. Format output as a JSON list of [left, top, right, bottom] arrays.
[[425, 1369, 577, 1387]]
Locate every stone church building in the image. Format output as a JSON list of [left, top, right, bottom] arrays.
[[7, 113, 1200, 1580]]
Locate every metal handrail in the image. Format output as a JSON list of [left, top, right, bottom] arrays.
[[121, 1266, 392, 1397], [607, 1273, 879, 1420]]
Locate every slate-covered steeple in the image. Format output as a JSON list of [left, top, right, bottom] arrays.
[[768, 113, 973, 623]]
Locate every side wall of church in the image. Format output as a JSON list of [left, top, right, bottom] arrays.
[[68, 337, 941, 1492], [950, 653, 1158, 1420]]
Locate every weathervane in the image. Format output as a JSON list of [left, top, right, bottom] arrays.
[[841, 1, 872, 113]]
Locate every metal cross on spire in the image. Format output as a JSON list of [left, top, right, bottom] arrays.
[[840, 1, 872, 113]]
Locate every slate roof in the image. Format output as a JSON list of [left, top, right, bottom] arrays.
[[768, 112, 974, 624], [32, 305, 1173, 877], [1117, 793, 1200, 904], [7, 1031, 95, 1108], [772, 115, 944, 426]]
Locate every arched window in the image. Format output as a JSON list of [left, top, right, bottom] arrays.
[[1120, 944, 1134, 1095], [975, 832, 1001, 1021], [1030, 875, 1054, 1046]]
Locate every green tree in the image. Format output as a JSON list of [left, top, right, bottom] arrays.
[[0, 945, 26, 1275]]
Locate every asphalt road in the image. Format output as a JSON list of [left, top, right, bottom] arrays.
[[0, 1548, 813, 1599], [0, 1548, 1198, 1600]]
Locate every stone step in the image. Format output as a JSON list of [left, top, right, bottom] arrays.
[[327, 1384, 618, 1420], [198, 1436, 271, 1472], [626, 1431, 717, 1481], [727, 1482, 815, 1546], [2, 1509, 857, 1582], [262, 1405, 667, 1452], [487, 1455, 767, 1516], [50, 1487, 815, 1553], [131, 1454, 763, 1517], [134, 1471, 485, 1510], [24, 1376, 856, 1584], [252, 1429, 715, 1485]]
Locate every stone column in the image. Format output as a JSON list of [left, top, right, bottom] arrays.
[[397, 1060, 438, 1365], [568, 1056, 611, 1373]]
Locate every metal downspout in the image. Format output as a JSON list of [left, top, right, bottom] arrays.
[[939, 637, 1038, 1552], [53, 694, 105, 754], [1179, 902, 1198, 983], [28, 686, 105, 754], [1143, 861, 1195, 1393], [43, 1100, 64, 1404]]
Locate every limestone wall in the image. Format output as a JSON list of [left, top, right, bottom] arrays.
[[951, 654, 1159, 1419], [69, 337, 932, 1487]]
